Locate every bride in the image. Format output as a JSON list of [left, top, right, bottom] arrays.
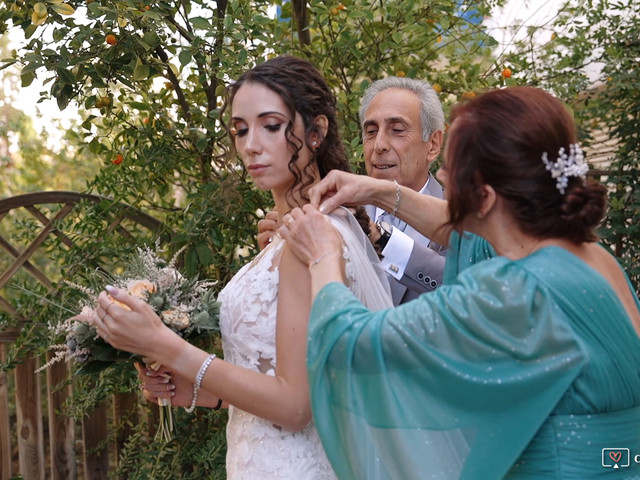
[[93, 55, 392, 478]]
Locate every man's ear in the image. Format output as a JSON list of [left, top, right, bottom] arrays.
[[311, 115, 329, 145], [426, 129, 443, 162]]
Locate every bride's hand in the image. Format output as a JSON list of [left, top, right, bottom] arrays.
[[135, 363, 194, 407], [95, 286, 170, 359]]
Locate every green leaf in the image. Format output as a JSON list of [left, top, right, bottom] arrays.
[[185, 249, 198, 277], [142, 10, 161, 20], [88, 138, 102, 154], [178, 50, 192, 67], [190, 16, 211, 29], [50, 3, 75, 15], [209, 226, 223, 248], [237, 48, 247, 65], [21, 71, 35, 88], [195, 243, 212, 266], [24, 24, 38, 39], [56, 66, 76, 84], [133, 63, 151, 81], [129, 102, 150, 110]]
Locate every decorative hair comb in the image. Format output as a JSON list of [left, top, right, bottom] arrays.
[[541, 144, 589, 194]]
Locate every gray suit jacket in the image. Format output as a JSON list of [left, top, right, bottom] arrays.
[[366, 175, 446, 305]]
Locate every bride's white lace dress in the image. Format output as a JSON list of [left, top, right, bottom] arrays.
[[218, 209, 392, 479]]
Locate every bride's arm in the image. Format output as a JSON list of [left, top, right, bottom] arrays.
[[98, 244, 317, 431], [196, 244, 315, 429]]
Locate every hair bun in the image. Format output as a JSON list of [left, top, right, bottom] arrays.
[[560, 181, 608, 241]]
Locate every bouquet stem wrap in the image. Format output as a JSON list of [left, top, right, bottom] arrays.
[[145, 358, 176, 442]]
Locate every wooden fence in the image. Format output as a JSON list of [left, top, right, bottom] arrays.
[[0, 191, 167, 479]]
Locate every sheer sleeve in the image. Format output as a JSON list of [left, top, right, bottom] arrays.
[[443, 230, 496, 282], [328, 208, 393, 311], [307, 258, 586, 480]]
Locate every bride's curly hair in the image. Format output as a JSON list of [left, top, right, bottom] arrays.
[[223, 55, 372, 236]]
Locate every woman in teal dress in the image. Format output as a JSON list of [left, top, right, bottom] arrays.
[[280, 86, 640, 479]]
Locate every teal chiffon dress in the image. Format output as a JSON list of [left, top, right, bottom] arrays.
[[307, 232, 640, 479]]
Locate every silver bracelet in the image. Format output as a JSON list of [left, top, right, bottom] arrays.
[[309, 251, 337, 269], [388, 180, 401, 217], [184, 353, 216, 413]]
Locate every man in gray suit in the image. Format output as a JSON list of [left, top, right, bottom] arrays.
[[360, 77, 446, 305], [257, 76, 445, 305]]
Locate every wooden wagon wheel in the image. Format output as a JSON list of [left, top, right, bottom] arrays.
[[0, 190, 169, 480]]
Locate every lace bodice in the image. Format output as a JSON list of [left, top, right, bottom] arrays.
[[217, 210, 392, 479], [218, 236, 335, 479]]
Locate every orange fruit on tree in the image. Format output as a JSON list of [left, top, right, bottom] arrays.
[[432, 83, 442, 93], [330, 7, 338, 15], [396, 70, 406, 78], [501, 67, 512, 78], [112, 154, 123, 165], [462, 91, 476, 99], [106, 34, 117, 45]]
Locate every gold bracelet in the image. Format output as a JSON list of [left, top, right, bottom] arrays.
[[388, 180, 401, 217]]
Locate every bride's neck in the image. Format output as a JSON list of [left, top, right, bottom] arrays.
[[273, 172, 321, 225]]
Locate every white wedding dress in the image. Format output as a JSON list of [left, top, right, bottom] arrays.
[[218, 208, 392, 479]]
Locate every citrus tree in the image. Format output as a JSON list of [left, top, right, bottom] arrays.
[[1, 0, 510, 280]]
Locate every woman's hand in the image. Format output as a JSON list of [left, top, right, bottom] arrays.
[[308, 170, 385, 213], [280, 205, 342, 267], [94, 286, 170, 359], [280, 205, 345, 299]]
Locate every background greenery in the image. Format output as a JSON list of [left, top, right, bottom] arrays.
[[0, 0, 638, 476]]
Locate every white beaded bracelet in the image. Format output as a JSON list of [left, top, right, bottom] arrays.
[[184, 353, 216, 413]]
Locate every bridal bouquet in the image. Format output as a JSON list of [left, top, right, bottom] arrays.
[[39, 243, 220, 441]]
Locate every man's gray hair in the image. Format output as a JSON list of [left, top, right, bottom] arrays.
[[359, 77, 445, 142]]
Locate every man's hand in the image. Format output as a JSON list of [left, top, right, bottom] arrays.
[[257, 210, 278, 250]]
